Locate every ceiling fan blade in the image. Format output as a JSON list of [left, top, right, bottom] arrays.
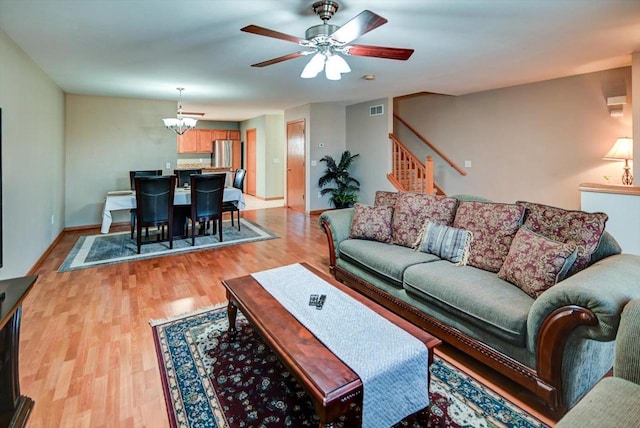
[[347, 44, 414, 61], [330, 10, 387, 44], [251, 51, 307, 67], [241, 25, 307, 45]]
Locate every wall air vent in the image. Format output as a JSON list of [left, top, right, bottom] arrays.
[[369, 104, 384, 116]]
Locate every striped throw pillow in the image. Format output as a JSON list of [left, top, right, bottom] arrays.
[[416, 221, 473, 265]]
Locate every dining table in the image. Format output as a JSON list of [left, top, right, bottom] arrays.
[[101, 187, 245, 234]]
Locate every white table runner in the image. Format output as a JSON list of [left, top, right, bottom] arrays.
[[251, 263, 429, 428]]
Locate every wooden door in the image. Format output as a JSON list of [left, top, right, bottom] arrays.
[[246, 128, 257, 196], [232, 140, 241, 172], [286, 119, 305, 212]]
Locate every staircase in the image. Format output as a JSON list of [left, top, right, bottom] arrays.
[[388, 113, 467, 195], [387, 134, 442, 195]]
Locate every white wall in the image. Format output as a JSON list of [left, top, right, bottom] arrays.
[[65, 94, 178, 227], [309, 103, 346, 211], [264, 114, 285, 199], [0, 29, 65, 278], [394, 67, 632, 209], [346, 98, 396, 205], [239, 115, 267, 197], [633, 52, 639, 183]]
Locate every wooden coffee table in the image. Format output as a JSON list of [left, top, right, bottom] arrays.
[[222, 263, 441, 427]]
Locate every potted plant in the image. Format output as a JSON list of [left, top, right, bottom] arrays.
[[318, 150, 360, 209]]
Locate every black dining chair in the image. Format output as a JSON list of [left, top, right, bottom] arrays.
[[222, 168, 246, 231], [174, 169, 203, 188], [186, 174, 225, 245], [134, 175, 176, 254], [129, 169, 163, 238]]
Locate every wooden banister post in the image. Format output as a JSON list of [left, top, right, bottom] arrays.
[[425, 155, 434, 195]]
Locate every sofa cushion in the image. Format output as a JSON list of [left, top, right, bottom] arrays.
[[498, 227, 578, 298], [349, 203, 394, 243], [403, 261, 533, 346], [452, 201, 525, 273], [517, 201, 608, 276], [392, 192, 459, 248], [339, 239, 440, 288], [416, 221, 473, 265], [374, 190, 399, 207]]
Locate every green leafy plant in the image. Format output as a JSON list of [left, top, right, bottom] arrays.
[[318, 150, 360, 208]]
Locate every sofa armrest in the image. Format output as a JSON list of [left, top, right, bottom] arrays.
[[528, 254, 640, 351], [319, 208, 354, 267], [615, 298, 640, 384]]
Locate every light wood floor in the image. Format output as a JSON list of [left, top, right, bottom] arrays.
[[20, 207, 556, 427]]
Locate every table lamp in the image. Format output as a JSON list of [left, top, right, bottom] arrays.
[[603, 137, 633, 185]]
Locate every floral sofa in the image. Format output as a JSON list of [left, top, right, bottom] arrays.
[[319, 191, 640, 417]]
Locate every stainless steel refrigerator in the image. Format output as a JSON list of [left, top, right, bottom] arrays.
[[212, 140, 233, 168]]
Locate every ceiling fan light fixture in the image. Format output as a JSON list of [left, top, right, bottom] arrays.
[[301, 53, 326, 78], [325, 65, 342, 80], [326, 53, 351, 74], [163, 88, 197, 135]]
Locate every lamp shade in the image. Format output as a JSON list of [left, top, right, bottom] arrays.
[[603, 137, 633, 160], [301, 53, 326, 79]]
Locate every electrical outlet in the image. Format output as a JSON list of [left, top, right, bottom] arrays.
[[166, 162, 171, 169], [464, 160, 472, 168], [51, 215, 54, 225]]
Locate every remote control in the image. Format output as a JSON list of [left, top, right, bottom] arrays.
[[309, 294, 319, 306], [316, 294, 326, 310]]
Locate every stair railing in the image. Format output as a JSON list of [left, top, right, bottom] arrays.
[[388, 133, 442, 195], [393, 113, 467, 177]]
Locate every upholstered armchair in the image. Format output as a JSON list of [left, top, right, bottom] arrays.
[[556, 298, 640, 427]]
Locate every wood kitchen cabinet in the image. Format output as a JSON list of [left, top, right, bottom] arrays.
[[177, 130, 198, 153], [197, 129, 213, 152], [177, 129, 241, 153], [212, 129, 241, 140], [177, 129, 213, 153]]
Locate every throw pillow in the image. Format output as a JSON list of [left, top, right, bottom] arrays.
[[349, 203, 394, 244], [498, 227, 578, 298], [517, 201, 608, 276], [416, 221, 473, 265], [392, 192, 459, 248], [453, 201, 525, 273], [374, 190, 399, 207]]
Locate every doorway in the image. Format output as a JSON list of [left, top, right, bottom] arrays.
[[286, 119, 305, 212]]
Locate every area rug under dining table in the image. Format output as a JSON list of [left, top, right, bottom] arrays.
[[58, 218, 278, 272], [151, 305, 549, 428]]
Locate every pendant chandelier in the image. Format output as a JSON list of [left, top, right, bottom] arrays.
[[162, 88, 197, 135]]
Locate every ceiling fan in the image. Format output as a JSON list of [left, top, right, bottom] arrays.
[[240, 0, 414, 80]]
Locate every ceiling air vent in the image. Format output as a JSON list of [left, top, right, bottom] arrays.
[[369, 104, 384, 116]]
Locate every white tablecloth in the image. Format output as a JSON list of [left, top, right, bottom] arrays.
[[101, 187, 245, 233]]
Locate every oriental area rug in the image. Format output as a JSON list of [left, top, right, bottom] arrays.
[[58, 219, 278, 272], [150, 305, 548, 428]]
